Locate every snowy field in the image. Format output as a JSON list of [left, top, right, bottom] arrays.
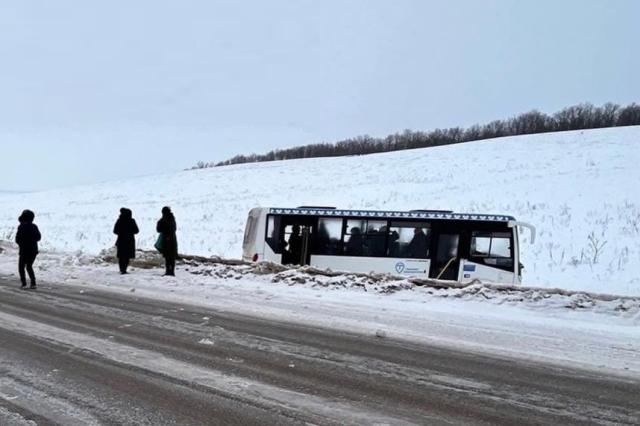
[[1, 126, 639, 295]]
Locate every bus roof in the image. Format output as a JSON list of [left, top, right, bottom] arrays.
[[268, 207, 516, 222]]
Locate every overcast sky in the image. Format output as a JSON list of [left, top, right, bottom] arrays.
[[1, 0, 639, 191]]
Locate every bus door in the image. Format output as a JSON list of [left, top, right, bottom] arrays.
[[429, 230, 461, 281], [282, 216, 315, 266]]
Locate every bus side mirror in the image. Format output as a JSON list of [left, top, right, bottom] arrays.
[[508, 221, 536, 244]]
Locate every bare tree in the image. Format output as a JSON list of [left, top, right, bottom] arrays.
[[196, 102, 640, 169]]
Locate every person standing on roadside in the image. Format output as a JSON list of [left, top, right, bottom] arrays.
[[113, 208, 139, 274], [15, 209, 41, 289], [156, 206, 178, 276]]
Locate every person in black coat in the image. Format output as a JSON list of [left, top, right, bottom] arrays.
[[15, 209, 41, 289], [113, 208, 139, 274], [156, 206, 178, 276]]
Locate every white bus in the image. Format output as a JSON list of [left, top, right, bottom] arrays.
[[242, 207, 536, 284]]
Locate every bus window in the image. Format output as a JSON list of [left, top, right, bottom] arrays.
[[314, 218, 342, 255], [365, 221, 388, 256], [266, 215, 283, 253], [283, 224, 304, 264], [284, 224, 300, 251], [472, 234, 491, 256], [344, 220, 365, 256], [470, 231, 513, 269], [344, 219, 387, 256], [491, 238, 511, 258], [389, 222, 431, 259], [243, 215, 257, 248]]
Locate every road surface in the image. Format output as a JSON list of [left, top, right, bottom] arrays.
[[0, 277, 638, 425]]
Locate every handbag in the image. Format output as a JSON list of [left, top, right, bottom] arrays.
[[154, 233, 164, 253]]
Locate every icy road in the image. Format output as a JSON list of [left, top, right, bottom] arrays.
[[0, 278, 639, 426]]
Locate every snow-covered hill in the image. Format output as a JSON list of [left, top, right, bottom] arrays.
[[1, 126, 639, 294]]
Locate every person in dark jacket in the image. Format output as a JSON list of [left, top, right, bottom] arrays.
[[113, 208, 139, 274], [156, 206, 178, 276], [15, 209, 41, 289]]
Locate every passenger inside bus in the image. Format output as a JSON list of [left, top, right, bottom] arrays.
[[368, 226, 389, 256], [285, 224, 303, 264], [388, 228, 400, 255], [406, 228, 429, 258], [344, 227, 364, 256]]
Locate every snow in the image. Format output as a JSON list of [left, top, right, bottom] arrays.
[[0, 407, 37, 426], [0, 309, 415, 425], [1, 244, 639, 378], [0, 375, 100, 426], [1, 126, 639, 295]]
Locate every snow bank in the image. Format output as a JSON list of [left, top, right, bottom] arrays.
[[1, 126, 639, 294]]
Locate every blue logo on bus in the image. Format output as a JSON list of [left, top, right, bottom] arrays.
[[395, 262, 406, 274]]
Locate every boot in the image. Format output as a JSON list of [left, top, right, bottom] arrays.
[[164, 259, 175, 276]]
